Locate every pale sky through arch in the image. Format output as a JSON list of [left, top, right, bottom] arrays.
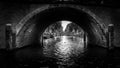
[[61, 20, 71, 32]]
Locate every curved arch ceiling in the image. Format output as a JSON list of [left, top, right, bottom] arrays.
[[15, 5, 106, 48]]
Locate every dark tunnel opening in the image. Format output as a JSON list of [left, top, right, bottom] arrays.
[[0, 1, 118, 68], [9, 6, 107, 68], [23, 7, 104, 47]]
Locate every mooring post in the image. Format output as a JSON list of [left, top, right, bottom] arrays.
[[5, 24, 16, 49], [107, 24, 114, 50]]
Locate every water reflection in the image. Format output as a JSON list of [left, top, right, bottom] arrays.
[[41, 20, 87, 66]]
